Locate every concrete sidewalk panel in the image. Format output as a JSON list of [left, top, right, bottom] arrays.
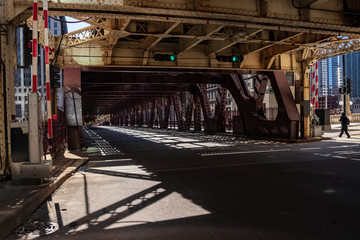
[[0, 150, 88, 240]]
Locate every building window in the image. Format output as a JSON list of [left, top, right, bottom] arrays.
[[54, 22, 57, 28], [54, 29, 57, 35], [16, 105, 22, 117]]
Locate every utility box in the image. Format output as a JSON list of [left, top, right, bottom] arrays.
[[315, 109, 331, 131], [11, 122, 29, 163]]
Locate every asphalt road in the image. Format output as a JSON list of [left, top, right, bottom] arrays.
[[8, 126, 360, 240]]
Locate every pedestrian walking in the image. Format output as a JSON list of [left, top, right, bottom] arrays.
[[339, 112, 350, 138]]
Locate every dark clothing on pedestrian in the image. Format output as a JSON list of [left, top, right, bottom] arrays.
[[339, 113, 350, 138]]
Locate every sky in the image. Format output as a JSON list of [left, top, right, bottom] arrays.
[[65, 17, 90, 32]]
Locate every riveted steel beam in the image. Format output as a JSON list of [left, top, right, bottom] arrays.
[[225, 71, 299, 139], [82, 84, 189, 92]]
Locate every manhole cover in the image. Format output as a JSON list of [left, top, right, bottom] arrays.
[[16, 221, 59, 239]]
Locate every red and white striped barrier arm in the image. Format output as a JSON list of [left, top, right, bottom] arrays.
[[31, 0, 38, 93], [315, 62, 319, 109], [311, 66, 315, 108], [43, 0, 53, 138]]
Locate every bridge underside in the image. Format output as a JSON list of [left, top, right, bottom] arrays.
[[72, 67, 299, 141], [2, 0, 360, 171]]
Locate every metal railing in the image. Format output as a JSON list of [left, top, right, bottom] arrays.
[[43, 108, 66, 154]]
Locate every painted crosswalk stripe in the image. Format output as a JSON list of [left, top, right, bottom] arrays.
[[300, 147, 321, 150], [200, 149, 290, 157], [330, 145, 359, 149]]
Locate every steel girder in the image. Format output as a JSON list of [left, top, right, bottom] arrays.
[[4, 1, 360, 142], [225, 71, 299, 140], [9, 0, 357, 71]]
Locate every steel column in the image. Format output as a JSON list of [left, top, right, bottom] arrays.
[[148, 102, 155, 128], [173, 95, 184, 131], [215, 86, 227, 133], [193, 93, 202, 132], [196, 84, 216, 133], [129, 108, 135, 126], [162, 97, 170, 129], [156, 99, 164, 128], [120, 111, 124, 126], [124, 109, 129, 126], [185, 95, 194, 130]]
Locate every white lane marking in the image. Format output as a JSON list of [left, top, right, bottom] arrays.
[[89, 159, 133, 163], [314, 153, 332, 157], [200, 149, 290, 157], [329, 145, 359, 149], [300, 147, 321, 150]]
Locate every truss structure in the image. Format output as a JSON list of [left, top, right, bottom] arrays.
[[62, 26, 109, 48], [310, 37, 360, 60]]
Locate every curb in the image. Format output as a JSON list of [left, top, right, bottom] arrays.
[[0, 158, 88, 240]]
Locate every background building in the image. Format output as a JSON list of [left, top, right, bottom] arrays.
[[318, 52, 360, 112], [344, 51, 360, 99], [15, 16, 67, 120]]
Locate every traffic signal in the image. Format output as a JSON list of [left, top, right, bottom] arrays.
[[345, 78, 352, 93], [20, 24, 32, 68], [50, 65, 61, 88], [154, 54, 176, 61], [339, 87, 345, 94], [216, 55, 243, 63]]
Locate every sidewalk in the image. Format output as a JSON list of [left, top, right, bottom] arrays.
[[0, 150, 88, 240], [323, 122, 360, 142]]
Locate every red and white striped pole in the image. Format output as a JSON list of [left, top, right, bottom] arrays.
[[315, 61, 319, 109], [43, 0, 53, 138], [31, 0, 38, 93], [311, 65, 316, 109]]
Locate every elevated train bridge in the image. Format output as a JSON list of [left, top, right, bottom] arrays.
[[1, 0, 360, 175]]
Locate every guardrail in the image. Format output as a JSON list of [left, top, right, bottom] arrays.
[[330, 113, 360, 124]]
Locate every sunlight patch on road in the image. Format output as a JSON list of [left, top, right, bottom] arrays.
[[84, 128, 123, 156], [104, 191, 211, 229], [323, 189, 337, 194], [108, 127, 231, 149]]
